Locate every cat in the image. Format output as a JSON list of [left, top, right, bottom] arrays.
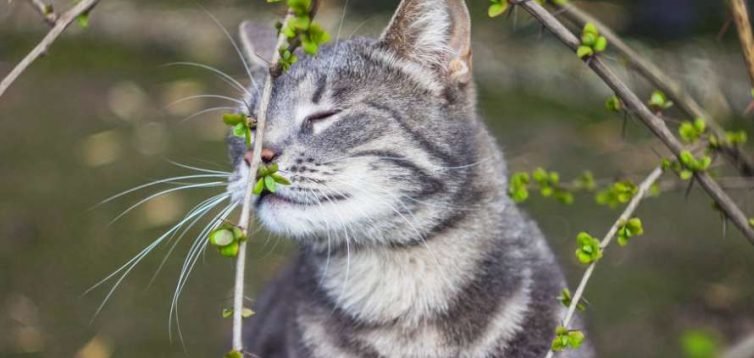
[[226, 0, 591, 357]]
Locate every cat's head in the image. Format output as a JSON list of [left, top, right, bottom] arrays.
[[228, 0, 485, 249]]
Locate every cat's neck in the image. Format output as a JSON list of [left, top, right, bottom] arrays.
[[302, 193, 517, 326]]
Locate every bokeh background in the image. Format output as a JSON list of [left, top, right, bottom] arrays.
[[2, 0, 754, 357]]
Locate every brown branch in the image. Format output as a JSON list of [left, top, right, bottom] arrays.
[[730, 0, 754, 88], [0, 0, 100, 100], [552, 1, 754, 177], [518, 0, 754, 245], [24, 0, 57, 25]]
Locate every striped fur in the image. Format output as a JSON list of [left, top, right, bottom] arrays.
[[227, 1, 592, 356]]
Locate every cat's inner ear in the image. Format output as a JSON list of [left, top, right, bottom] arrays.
[[238, 21, 277, 74], [379, 0, 472, 84]]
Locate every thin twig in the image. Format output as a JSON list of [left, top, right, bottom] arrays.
[[0, 0, 100, 99], [552, 1, 754, 176], [519, 0, 754, 245], [231, 13, 290, 353], [24, 0, 57, 25], [544, 167, 664, 358], [730, 0, 754, 89]]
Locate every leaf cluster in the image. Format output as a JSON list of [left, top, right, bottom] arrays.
[[253, 163, 291, 195], [208, 224, 247, 258], [551, 326, 585, 352], [577, 23, 607, 59]]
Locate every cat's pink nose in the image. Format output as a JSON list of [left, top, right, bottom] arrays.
[[261, 148, 277, 163], [244, 148, 278, 166]]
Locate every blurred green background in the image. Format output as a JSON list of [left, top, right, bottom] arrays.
[[1, 0, 754, 357]]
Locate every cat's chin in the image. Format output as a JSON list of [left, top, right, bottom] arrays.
[[255, 193, 330, 238]]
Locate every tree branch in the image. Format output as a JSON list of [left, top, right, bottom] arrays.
[[543, 166, 664, 358], [0, 0, 100, 100], [552, 1, 754, 176], [730, 0, 754, 89], [519, 0, 754, 245], [230, 0, 323, 350], [24, 0, 58, 25]]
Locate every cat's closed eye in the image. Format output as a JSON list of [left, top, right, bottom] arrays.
[[304, 109, 342, 133]]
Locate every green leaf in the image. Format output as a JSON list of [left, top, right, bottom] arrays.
[[552, 326, 586, 351], [76, 13, 90, 28], [576, 171, 596, 191], [271, 173, 292, 185], [593, 36, 608, 52], [230, 227, 245, 243], [681, 329, 720, 358], [605, 95, 622, 112], [575, 232, 602, 265], [557, 288, 588, 311], [581, 33, 596, 46], [218, 242, 240, 257], [648, 90, 673, 110], [725, 130, 748, 145], [242, 308, 255, 318], [223, 113, 246, 126], [222, 308, 233, 318], [617, 217, 644, 247], [233, 123, 247, 138], [265, 175, 278, 193], [488, 2, 508, 18], [577, 46, 593, 59], [225, 351, 243, 358], [583, 23, 599, 36], [253, 177, 265, 195], [209, 228, 235, 247]]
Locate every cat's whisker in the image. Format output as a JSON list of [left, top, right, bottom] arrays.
[[95, 174, 229, 208], [167, 94, 247, 108], [313, 189, 356, 305], [107, 182, 227, 226], [86, 194, 227, 321], [166, 160, 232, 175], [200, 9, 258, 94], [147, 193, 231, 288], [163, 61, 251, 98], [180, 106, 240, 122], [170, 203, 237, 344]]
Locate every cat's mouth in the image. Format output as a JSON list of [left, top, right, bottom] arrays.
[[256, 190, 351, 207]]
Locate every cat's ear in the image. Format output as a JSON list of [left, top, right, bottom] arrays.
[[379, 0, 472, 84], [238, 21, 277, 74]]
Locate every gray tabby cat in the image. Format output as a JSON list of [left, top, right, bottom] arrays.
[[227, 0, 591, 357]]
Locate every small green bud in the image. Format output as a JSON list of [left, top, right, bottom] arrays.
[[593, 36, 608, 52], [575, 232, 602, 265], [218, 242, 240, 258], [209, 229, 235, 247], [242, 308, 255, 318], [605, 95, 622, 112], [583, 23, 599, 36], [617, 217, 644, 246], [581, 33, 596, 46], [488, 2, 509, 18], [577, 46, 594, 59], [558, 288, 588, 311], [648, 90, 673, 111], [552, 326, 585, 351], [225, 351, 243, 358]]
